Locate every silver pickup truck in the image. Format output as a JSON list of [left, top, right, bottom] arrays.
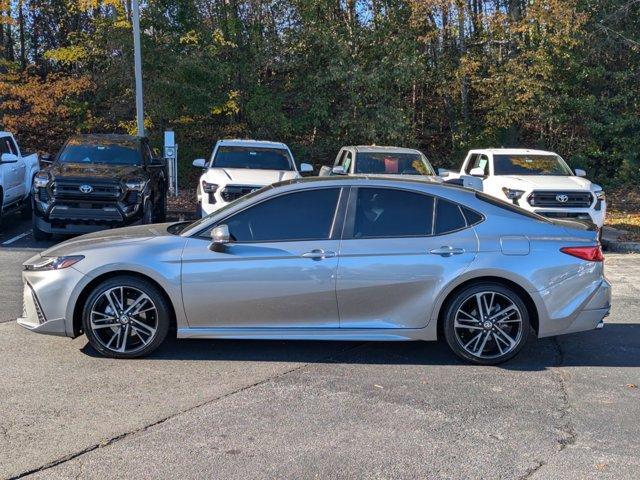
[[0, 131, 40, 228]]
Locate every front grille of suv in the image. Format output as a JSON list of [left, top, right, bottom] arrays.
[[221, 185, 262, 202], [52, 180, 121, 201], [527, 191, 593, 208]]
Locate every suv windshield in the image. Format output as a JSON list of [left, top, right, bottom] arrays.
[[212, 146, 293, 171], [58, 139, 140, 165], [493, 154, 573, 176], [354, 152, 435, 175]]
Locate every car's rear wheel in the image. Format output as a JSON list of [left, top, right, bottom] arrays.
[[443, 283, 531, 365], [82, 276, 170, 358]]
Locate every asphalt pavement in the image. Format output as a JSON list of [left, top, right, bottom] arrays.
[[0, 212, 638, 479]]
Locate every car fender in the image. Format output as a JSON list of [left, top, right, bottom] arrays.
[[64, 260, 188, 336], [424, 265, 547, 340]]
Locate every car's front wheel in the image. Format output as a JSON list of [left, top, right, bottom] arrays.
[[442, 283, 531, 365], [82, 276, 170, 358]]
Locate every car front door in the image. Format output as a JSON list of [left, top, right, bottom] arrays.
[[336, 187, 478, 329], [181, 187, 347, 328]]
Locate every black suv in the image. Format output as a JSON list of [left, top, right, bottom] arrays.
[[32, 134, 167, 240]]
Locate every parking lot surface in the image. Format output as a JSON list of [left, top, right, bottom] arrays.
[[1, 214, 639, 479]]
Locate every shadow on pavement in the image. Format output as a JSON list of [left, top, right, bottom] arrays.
[[79, 322, 640, 371]]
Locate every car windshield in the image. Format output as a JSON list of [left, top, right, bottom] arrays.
[[212, 146, 293, 171], [354, 152, 435, 175], [58, 139, 140, 165], [493, 154, 573, 176]]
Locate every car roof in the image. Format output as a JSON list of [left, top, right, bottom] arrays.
[[217, 139, 289, 149], [469, 148, 558, 156], [344, 145, 424, 155], [0, 131, 12, 137]]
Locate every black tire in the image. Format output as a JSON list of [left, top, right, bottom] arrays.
[[82, 275, 171, 359], [154, 187, 167, 223], [21, 197, 33, 219], [32, 214, 52, 241], [142, 200, 154, 224], [442, 282, 531, 365]]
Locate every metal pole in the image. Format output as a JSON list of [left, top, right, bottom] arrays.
[[131, 0, 144, 137]]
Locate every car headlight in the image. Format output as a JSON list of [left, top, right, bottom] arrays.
[[125, 180, 147, 192], [201, 180, 218, 194], [24, 255, 84, 271], [33, 172, 51, 189], [595, 190, 605, 201], [502, 188, 525, 200]]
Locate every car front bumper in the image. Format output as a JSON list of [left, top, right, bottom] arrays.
[[16, 263, 87, 338]]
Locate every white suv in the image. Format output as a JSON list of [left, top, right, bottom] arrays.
[[442, 148, 606, 227], [193, 139, 312, 216]]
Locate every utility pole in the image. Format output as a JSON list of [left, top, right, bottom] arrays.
[[131, 0, 145, 137]]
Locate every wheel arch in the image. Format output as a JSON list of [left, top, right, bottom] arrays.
[[72, 270, 178, 337], [435, 276, 540, 339]]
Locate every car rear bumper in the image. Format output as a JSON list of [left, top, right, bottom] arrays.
[[538, 277, 611, 337]]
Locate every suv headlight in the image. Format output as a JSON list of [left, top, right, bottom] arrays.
[[502, 188, 525, 200], [24, 255, 84, 271], [33, 172, 51, 189], [125, 180, 147, 192], [595, 190, 605, 201]]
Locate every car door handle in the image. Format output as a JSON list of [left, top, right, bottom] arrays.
[[429, 246, 465, 257], [301, 249, 336, 260]]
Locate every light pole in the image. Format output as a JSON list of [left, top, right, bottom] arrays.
[[131, 0, 144, 137]]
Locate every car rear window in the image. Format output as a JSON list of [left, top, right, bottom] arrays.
[[434, 199, 467, 235]]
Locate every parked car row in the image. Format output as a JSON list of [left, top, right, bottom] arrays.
[[192, 141, 606, 233], [9, 132, 610, 365]]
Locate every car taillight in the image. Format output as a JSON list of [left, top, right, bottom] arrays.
[[560, 246, 604, 262]]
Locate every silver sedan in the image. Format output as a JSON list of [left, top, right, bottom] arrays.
[[18, 177, 611, 364]]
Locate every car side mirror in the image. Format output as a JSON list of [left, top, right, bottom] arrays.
[[438, 168, 450, 177], [300, 163, 314, 174], [193, 158, 206, 169], [209, 224, 231, 252], [574, 168, 586, 177], [1, 153, 18, 163], [470, 167, 485, 177], [332, 165, 347, 175]]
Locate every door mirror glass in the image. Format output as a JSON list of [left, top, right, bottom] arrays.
[[1, 153, 18, 163], [469, 167, 485, 177], [209, 224, 231, 251], [574, 168, 586, 177], [332, 165, 346, 175], [300, 163, 314, 173], [193, 158, 206, 168]]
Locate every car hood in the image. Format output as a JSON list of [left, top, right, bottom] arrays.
[[498, 175, 597, 191], [203, 168, 298, 185], [48, 162, 146, 182], [32, 223, 176, 260]]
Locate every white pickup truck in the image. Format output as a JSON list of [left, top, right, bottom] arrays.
[[193, 139, 313, 216], [0, 132, 40, 227], [441, 148, 606, 228]]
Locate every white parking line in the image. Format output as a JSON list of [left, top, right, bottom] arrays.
[[2, 230, 32, 246]]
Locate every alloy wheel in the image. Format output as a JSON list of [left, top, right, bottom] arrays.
[[453, 291, 524, 360], [89, 286, 159, 354]]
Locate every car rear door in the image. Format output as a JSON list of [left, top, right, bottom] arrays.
[[336, 187, 478, 329], [181, 187, 347, 328], [0, 136, 22, 202]]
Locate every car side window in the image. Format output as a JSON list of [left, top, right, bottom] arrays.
[[334, 150, 346, 167], [224, 188, 341, 242], [0, 137, 13, 156], [434, 198, 467, 235], [351, 188, 434, 238], [465, 154, 478, 174], [466, 154, 488, 175], [343, 151, 353, 173]]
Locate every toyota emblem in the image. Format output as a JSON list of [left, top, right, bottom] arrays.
[[555, 194, 569, 203], [79, 184, 93, 194]]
